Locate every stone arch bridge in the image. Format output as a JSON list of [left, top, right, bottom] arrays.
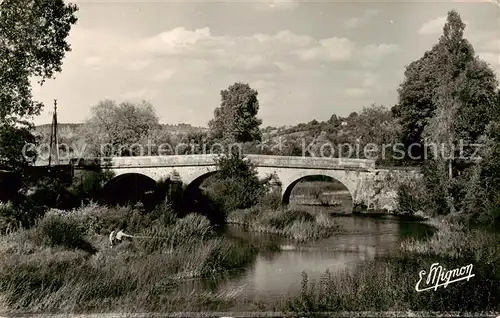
[[75, 155, 421, 212]]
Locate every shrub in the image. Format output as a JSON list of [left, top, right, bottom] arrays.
[[135, 213, 215, 253], [0, 202, 18, 234], [206, 154, 269, 215], [70, 169, 115, 202], [258, 192, 282, 210], [396, 182, 427, 216], [34, 213, 90, 251]]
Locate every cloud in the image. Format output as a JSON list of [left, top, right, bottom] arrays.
[[120, 88, 159, 100], [343, 72, 380, 98], [345, 88, 367, 97], [294, 37, 355, 62], [418, 16, 472, 35], [124, 60, 151, 71], [343, 9, 379, 29], [418, 16, 447, 35], [75, 25, 399, 77], [152, 69, 176, 81], [481, 38, 500, 52], [258, 0, 299, 11], [360, 43, 399, 58], [83, 56, 104, 69]]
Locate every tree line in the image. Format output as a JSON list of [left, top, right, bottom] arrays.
[[0, 2, 498, 226]]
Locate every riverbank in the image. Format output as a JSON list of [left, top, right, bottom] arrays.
[[0, 203, 257, 313], [271, 217, 500, 312], [227, 206, 341, 242], [1, 204, 499, 314]]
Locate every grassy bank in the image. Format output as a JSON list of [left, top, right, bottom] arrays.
[[227, 206, 341, 242], [0, 203, 257, 313], [274, 218, 500, 312]]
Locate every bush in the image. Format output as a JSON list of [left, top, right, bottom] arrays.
[[134, 213, 215, 254], [70, 169, 115, 203], [204, 154, 270, 220], [34, 213, 91, 251], [258, 192, 282, 210], [396, 181, 427, 216], [0, 202, 18, 234]]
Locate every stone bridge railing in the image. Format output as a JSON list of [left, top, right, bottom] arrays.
[[71, 155, 377, 170]]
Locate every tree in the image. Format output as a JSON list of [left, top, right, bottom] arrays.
[[393, 10, 500, 220], [0, 0, 77, 173], [0, 125, 38, 172], [83, 100, 160, 157], [0, 0, 78, 126], [208, 82, 262, 143], [393, 10, 498, 162]]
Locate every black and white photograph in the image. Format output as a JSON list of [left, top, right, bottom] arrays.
[[0, 0, 499, 317]]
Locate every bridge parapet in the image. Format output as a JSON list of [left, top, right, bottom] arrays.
[[246, 155, 376, 170], [72, 155, 376, 170]]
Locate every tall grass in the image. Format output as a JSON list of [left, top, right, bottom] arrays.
[[0, 203, 258, 313], [279, 220, 500, 312], [227, 206, 340, 242]]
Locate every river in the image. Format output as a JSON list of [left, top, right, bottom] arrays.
[[176, 209, 435, 307]]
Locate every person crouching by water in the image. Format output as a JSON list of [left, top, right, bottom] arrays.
[[109, 229, 134, 247]]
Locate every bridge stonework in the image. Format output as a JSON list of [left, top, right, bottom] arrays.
[[90, 155, 421, 212]]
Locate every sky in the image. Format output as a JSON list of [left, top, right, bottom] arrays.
[[32, 0, 500, 128]]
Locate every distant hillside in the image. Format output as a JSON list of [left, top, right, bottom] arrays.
[[35, 123, 208, 136]]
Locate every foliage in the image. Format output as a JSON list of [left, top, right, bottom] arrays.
[[0, 203, 257, 312], [206, 154, 268, 215], [282, 224, 500, 312], [33, 212, 92, 251], [83, 100, 160, 157], [392, 10, 498, 161], [392, 10, 500, 225], [461, 120, 500, 227], [0, 202, 18, 234], [396, 181, 427, 216], [0, 125, 38, 172], [70, 169, 115, 203], [0, 0, 78, 125], [227, 207, 340, 242], [208, 82, 262, 143]]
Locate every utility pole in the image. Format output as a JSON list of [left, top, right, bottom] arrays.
[[48, 99, 59, 167]]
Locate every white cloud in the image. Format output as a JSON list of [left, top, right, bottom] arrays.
[[344, 17, 362, 29], [481, 38, 500, 52], [294, 37, 355, 62], [120, 88, 159, 100], [259, 0, 299, 11], [152, 69, 176, 81], [360, 44, 399, 59], [418, 16, 446, 35], [418, 16, 472, 35], [345, 88, 367, 97], [361, 72, 379, 88], [124, 60, 151, 71], [343, 9, 379, 29], [83, 56, 104, 69], [74, 25, 400, 76]]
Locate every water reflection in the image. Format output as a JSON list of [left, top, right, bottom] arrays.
[[177, 213, 435, 302]]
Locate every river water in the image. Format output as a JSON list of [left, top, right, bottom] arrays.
[[178, 209, 435, 306]]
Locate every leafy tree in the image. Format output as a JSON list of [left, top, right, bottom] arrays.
[[0, 0, 78, 172], [393, 10, 500, 222], [0, 125, 38, 172], [393, 10, 498, 161], [207, 154, 268, 214], [83, 100, 160, 157], [208, 82, 262, 143], [0, 0, 78, 125]]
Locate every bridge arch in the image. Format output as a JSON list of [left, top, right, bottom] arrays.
[[102, 173, 161, 208], [282, 174, 354, 210]]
